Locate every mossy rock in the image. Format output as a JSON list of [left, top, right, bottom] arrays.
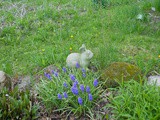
[[101, 62, 142, 87]]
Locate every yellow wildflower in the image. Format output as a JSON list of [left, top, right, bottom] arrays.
[[70, 35, 73, 38], [158, 55, 160, 58], [70, 47, 72, 51]]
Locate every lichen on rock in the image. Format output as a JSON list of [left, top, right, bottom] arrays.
[[101, 62, 142, 87]]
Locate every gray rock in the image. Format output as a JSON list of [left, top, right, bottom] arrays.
[[148, 75, 160, 86], [0, 71, 6, 89], [18, 76, 31, 91], [0, 71, 12, 90], [0, 71, 5, 82]]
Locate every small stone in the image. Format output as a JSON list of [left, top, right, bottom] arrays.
[[137, 14, 143, 20], [0, 71, 5, 83], [18, 76, 31, 91], [151, 7, 156, 12], [0, 71, 12, 90], [147, 75, 160, 86]]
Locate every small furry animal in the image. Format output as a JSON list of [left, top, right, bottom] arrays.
[[66, 44, 93, 68]]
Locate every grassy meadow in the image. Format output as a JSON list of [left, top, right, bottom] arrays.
[[0, 0, 160, 119]]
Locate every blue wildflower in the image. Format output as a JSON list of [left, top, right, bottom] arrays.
[[54, 71, 58, 77], [47, 74, 52, 80], [51, 70, 55, 74], [70, 74, 76, 81], [62, 67, 67, 73], [76, 62, 80, 68], [71, 86, 79, 95], [57, 93, 62, 100], [73, 80, 78, 87], [81, 68, 86, 73], [44, 72, 47, 77], [73, 82, 77, 87], [75, 80, 79, 85], [82, 73, 86, 78], [86, 86, 90, 93], [80, 84, 85, 92], [63, 92, 68, 98], [93, 79, 98, 87], [63, 82, 68, 88], [44, 73, 51, 80], [78, 97, 83, 105], [88, 93, 93, 101]]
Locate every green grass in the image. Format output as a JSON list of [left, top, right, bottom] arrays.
[[106, 80, 160, 119], [0, 0, 160, 118], [153, 0, 160, 12], [0, 0, 159, 76], [0, 87, 38, 119]]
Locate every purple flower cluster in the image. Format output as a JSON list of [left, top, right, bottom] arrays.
[[66, 76, 99, 105], [80, 84, 85, 92], [71, 86, 79, 95], [76, 62, 80, 68], [81, 68, 86, 73], [63, 82, 68, 88], [81, 68, 86, 78], [57, 92, 68, 99], [70, 81, 97, 105], [58, 93, 62, 100], [77, 84, 92, 105], [68, 74, 97, 105], [93, 79, 98, 87], [86, 86, 90, 93], [52, 70, 59, 77], [62, 67, 67, 73], [44, 72, 52, 80], [44, 67, 99, 106], [78, 97, 83, 105], [88, 94, 93, 101], [73, 80, 78, 87], [63, 92, 68, 98], [70, 74, 76, 81]]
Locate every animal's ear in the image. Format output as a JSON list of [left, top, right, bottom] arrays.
[[79, 44, 86, 53]]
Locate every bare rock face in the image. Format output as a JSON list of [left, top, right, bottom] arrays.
[[0, 71, 12, 90], [148, 75, 160, 86]]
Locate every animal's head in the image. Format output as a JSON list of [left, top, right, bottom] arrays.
[[79, 44, 93, 60], [84, 50, 93, 60]]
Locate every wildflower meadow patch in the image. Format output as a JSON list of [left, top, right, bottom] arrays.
[[36, 65, 104, 118], [0, 0, 160, 119]]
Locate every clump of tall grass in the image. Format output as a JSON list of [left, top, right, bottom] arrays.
[[154, 0, 160, 12], [0, 87, 38, 119], [106, 80, 160, 119]]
